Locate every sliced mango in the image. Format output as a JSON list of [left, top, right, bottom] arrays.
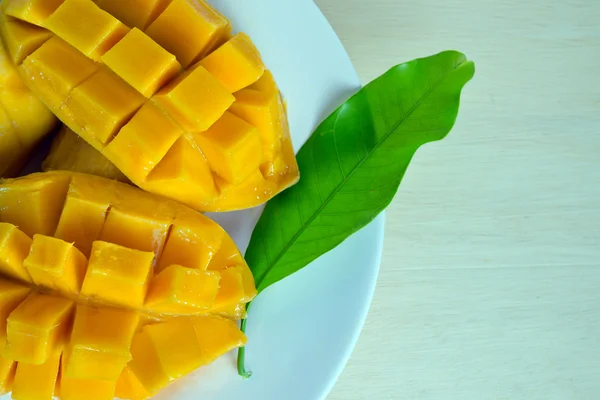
[[44, 0, 129, 61], [23, 234, 87, 295], [145, 265, 220, 314], [145, 0, 231, 67], [212, 266, 245, 309], [102, 28, 181, 98], [95, 0, 170, 30], [115, 366, 150, 400], [60, 374, 117, 400], [191, 315, 247, 365], [0, 223, 33, 282], [4, 292, 73, 364], [201, 32, 265, 92], [0, 357, 16, 394], [0, 280, 31, 350], [193, 111, 263, 185], [43, 125, 130, 183], [65, 67, 145, 145], [153, 63, 234, 132], [2, 0, 64, 27], [64, 305, 139, 381], [0, 15, 52, 65], [104, 102, 183, 183], [81, 241, 154, 309], [11, 348, 61, 400]]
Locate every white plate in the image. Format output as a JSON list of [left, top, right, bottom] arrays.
[[4, 1, 385, 399], [158, 1, 385, 399]]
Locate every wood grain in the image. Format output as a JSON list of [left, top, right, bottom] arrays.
[[315, 0, 600, 399]]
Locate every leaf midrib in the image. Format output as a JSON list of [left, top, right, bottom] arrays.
[[255, 59, 467, 289]]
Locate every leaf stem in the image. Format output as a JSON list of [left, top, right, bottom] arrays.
[[237, 303, 253, 378]]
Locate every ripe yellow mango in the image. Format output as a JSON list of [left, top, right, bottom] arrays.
[[0, 15, 51, 65], [60, 374, 117, 400], [11, 348, 62, 400], [0, 223, 33, 282], [6, 0, 299, 211], [0, 357, 16, 394]]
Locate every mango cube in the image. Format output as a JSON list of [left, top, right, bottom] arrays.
[[54, 195, 110, 258], [129, 318, 203, 394], [229, 71, 284, 163], [3, 0, 64, 26], [81, 241, 154, 308], [104, 102, 183, 183], [96, 0, 171, 30], [0, 357, 16, 394], [64, 305, 139, 381], [100, 207, 171, 256], [20, 37, 98, 111], [212, 266, 245, 309], [0, 16, 52, 65], [102, 28, 181, 98], [0, 223, 33, 282], [143, 135, 217, 209], [191, 316, 247, 365], [207, 234, 245, 271], [193, 111, 262, 184], [153, 64, 233, 131], [115, 366, 149, 400], [157, 220, 223, 272], [146, 265, 220, 313], [4, 292, 73, 364], [0, 116, 21, 178], [200, 33, 265, 92], [60, 375, 117, 400], [0, 279, 31, 350], [65, 67, 145, 145], [0, 172, 71, 237], [145, 0, 231, 67], [23, 235, 87, 295], [11, 348, 61, 400], [44, 0, 129, 61]]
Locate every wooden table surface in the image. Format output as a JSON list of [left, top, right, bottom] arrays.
[[315, 1, 600, 399]]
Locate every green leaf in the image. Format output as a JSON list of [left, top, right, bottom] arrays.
[[246, 51, 475, 293]]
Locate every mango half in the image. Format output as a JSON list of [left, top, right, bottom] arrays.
[[0, 16, 57, 178], [1, 0, 299, 212], [0, 171, 254, 399]]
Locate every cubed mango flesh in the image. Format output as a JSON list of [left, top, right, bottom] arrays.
[[0, 172, 71, 237], [81, 241, 154, 308], [0, 279, 31, 350], [11, 348, 61, 400], [146, 265, 220, 314], [115, 366, 150, 400], [3, 0, 64, 27], [0, 357, 16, 394], [229, 70, 284, 163], [207, 234, 245, 271], [212, 266, 245, 309], [20, 36, 98, 111], [65, 67, 145, 145], [4, 292, 73, 364], [200, 32, 265, 92], [193, 111, 262, 184], [95, 0, 171, 30], [60, 374, 117, 400], [0, 15, 52, 65], [100, 207, 171, 256], [23, 234, 87, 295], [54, 195, 109, 258], [152, 64, 234, 132], [102, 28, 181, 98], [157, 220, 223, 272], [64, 305, 139, 381], [0, 112, 22, 177], [191, 316, 247, 365], [0, 223, 33, 282], [145, 0, 230, 67], [44, 0, 129, 61], [129, 318, 203, 395], [142, 135, 217, 208], [104, 102, 183, 183]]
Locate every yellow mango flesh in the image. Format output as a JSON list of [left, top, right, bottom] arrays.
[[2, 0, 64, 27], [43, 0, 129, 62], [95, 0, 170, 30], [4, 292, 73, 364], [43, 125, 130, 183], [0, 15, 51, 65], [102, 28, 181, 98], [23, 235, 87, 295], [145, 0, 231, 68], [201, 32, 265, 93], [0, 357, 16, 394], [0, 223, 33, 282], [0, 172, 256, 398], [64, 305, 139, 381]]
